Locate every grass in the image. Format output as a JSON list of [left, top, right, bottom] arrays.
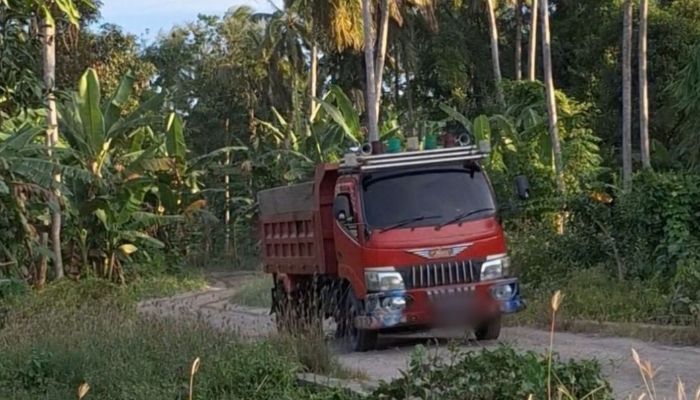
[[229, 273, 272, 308], [0, 271, 362, 399], [0, 271, 355, 400], [514, 267, 669, 324], [509, 267, 700, 344]]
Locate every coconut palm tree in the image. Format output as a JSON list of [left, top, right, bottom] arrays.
[[622, 0, 633, 186], [486, 0, 505, 106], [528, 0, 538, 81], [316, 0, 436, 147], [361, 0, 380, 145], [540, 0, 564, 195], [639, 0, 650, 168], [515, 0, 523, 80]]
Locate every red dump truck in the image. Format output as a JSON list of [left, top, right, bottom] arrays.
[[258, 141, 526, 351]]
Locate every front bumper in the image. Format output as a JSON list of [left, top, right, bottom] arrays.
[[355, 278, 524, 330]]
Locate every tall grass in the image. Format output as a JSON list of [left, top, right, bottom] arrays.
[[0, 278, 347, 400]]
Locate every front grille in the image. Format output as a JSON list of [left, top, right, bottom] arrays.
[[399, 260, 481, 289]]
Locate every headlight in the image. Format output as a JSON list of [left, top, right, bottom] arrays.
[[365, 268, 405, 292], [480, 255, 511, 281]]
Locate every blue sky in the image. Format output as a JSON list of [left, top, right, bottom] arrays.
[[97, 0, 279, 40]]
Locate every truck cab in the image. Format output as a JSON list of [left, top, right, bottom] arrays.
[[258, 143, 525, 351]]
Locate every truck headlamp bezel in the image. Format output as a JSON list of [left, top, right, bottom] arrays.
[[480, 255, 511, 281], [365, 267, 405, 292]]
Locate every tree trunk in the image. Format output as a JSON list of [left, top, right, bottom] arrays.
[[362, 0, 380, 145], [401, 40, 416, 137], [528, 0, 538, 81], [639, 0, 650, 168], [41, 18, 64, 280], [515, 0, 523, 81], [36, 232, 49, 289], [622, 0, 633, 186], [223, 118, 231, 256], [374, 0, 390, 123], [486, 0, 505, 106], [309, 40, 319, 123], [541, 0, 564, 195], [394, 43, 400, 104]]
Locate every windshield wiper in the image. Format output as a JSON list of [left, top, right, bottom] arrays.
[[380, 215, 442, 232], [437, 208, 495, 229]]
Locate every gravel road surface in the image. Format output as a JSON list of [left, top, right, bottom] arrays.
[[138, 272, 700, 399]]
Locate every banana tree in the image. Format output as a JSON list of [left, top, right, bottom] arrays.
[[58, 68, 166, 179], [56, 68, 202, 280], [1, 123, 90, 284]]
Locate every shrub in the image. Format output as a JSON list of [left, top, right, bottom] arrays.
[[509, 170, 700, 324], [369, 344, 612, 400]]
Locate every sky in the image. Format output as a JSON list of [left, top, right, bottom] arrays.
[[96, 0, 280, 41]]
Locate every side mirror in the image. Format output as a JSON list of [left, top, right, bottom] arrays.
[[515, 175, 530, 200], [333, 195, 352, 222]]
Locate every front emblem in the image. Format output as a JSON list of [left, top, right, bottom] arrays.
[[409, 244, 471, 259]]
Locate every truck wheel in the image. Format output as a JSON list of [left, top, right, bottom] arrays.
[[339, 290, 377, 352], [474, 316, 502, 341]]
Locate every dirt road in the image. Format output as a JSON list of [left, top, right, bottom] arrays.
[[139, 272, 700, 399]]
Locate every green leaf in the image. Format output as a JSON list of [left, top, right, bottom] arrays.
[[121, 230, 165, 249], [40, 5, 55, 26], [165, 113, 186, 160], [128, 126, 148, 153], [318, 97, 360, 144], [473, 115, 491, 143], [0, 180, 8, 195], [106, 91, 165, 140], [94, 209, 108, 227], [539, 131, 553, 169], [328, 85, 360, 138], [189, 146, 248, 167], [0, 125, 41, 152], [439, 104, 473, 133], [78, 69, 105, 153], [54, 0, 81, 25], [256, 119, 286, 143], [104, 72, 135, 131]]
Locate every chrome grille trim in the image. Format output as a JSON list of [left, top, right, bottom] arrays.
[[399, 260, 481, 289]]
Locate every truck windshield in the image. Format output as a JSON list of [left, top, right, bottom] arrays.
[[362, 167, 496, 230]]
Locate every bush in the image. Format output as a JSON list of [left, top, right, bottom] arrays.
[[508, 170, 700, 324], [369, 344, 612, 400]]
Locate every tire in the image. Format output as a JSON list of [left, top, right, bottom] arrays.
[[338, 289, 377, 352], [474, 316, 502, 341]]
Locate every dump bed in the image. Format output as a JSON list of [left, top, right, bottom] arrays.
[[257, 165, 338, 275]]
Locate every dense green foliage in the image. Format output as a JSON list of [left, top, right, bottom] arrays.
[[369, 345, 612, 400], [510, 170, 700, 325]]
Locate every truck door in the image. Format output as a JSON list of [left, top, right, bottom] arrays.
[[332, 183, 367, 297]]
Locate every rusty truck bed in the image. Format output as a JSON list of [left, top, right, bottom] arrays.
[[257, 164, 338, 275]]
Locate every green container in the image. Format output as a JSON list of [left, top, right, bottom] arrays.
[[424, 134, 437, 150], [386, 137, 402, 153]]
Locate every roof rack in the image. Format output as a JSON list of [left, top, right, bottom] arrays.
[[339, 141, 491, 173]]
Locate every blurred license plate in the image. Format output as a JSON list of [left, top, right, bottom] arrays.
[[429, 287, 475, 316]]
